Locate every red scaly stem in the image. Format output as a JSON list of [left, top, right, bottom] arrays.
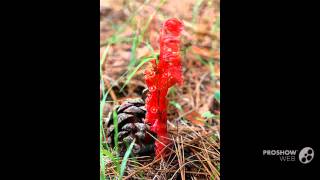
[[144, 18, 184, 158]]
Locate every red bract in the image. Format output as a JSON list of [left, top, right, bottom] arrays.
[[144, 18, 184, 158]]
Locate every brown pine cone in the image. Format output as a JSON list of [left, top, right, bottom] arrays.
[[104, 98, 155, 156]]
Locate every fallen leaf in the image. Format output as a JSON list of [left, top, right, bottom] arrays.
[[185, 110, 205, 126]]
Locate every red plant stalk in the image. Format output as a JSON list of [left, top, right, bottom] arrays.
[[144, 18, 184, 158]]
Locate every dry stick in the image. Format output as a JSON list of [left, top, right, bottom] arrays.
[[102, 69, 130, 104], [165, 151, 178, 170], [157, 156, 201, 176], [183, 132, 200, 141], [124, 137, 187, 180], [205, 137, 220, 158], [184, 124, 219, 152], [157, 169, 209, 176], [201, 141, 220, 179], [173, 137, 181, 179], [128, 156, 153, 160], [106, 173, 115, 178], [158, 158, 166, 179], [178, 130, 214, 149], [170, 128, 216, 154], [181, 136, 186, 180], [123, 158, 162, 180], [174, 136, 185, 180], [157, 162, 178, 174], [106, 166, 118, 177], [200, 134, 220, 156], [105, 80, 118, 102], [174, 109, 194, 122], [125, 129, 218, 179], [184, 155, 203, 170], [146, 131, 176, 154], [127, 160, 144, 167], [159, 148, 201, 174], [206, 149, 220, 160], [169, 160, 202, 180], [190, 148, 214, 178], [195, 72, 209, 109], [123, 143, 177, 180], [183, 142, 217, 156], [184, 123, 203, 137], [204, 142, 219, 156], [170, 133, 214, 179], [198, 132, 219, 151], [112, 166, 119, 177], [184, 126, 212, 144], [192, 144, 219, 179]]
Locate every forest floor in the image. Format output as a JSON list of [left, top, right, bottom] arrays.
[[100, 0, 220, 179]]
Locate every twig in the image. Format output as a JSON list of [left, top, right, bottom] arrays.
[[190, 148, 214, 178], [157, 170, 209, 176], [104, 80, 118, 102], [169, 160, 202, 180]]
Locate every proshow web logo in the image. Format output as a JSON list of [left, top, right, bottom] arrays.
[[299, 147, 314, 164], [263, 147, 314, 164]]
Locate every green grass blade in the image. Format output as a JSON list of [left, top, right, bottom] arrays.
[[100, 94, 108, 126], [145, 41, 156, 57], [112, 109, 120, 173], [119, 139, 136, 180], [100, 84, 108, 180], [120, 56, 156, 92], [100, 44, 110, 100], [168, 87, 176, 96], [100, 153, 106, 180], [192, 0, 204, 24], [212, 15, 220, 33], [102, 148, 119, 173], [170, 100, 183, 112], [129, 31, 139, 68], [208, 60, 215, 80], [214, 90, 220, 103], [101, 44, 110, 67], [100, 85, 109, 144]]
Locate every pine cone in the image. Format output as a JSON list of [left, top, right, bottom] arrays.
[[104, 98, 155, 156]]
